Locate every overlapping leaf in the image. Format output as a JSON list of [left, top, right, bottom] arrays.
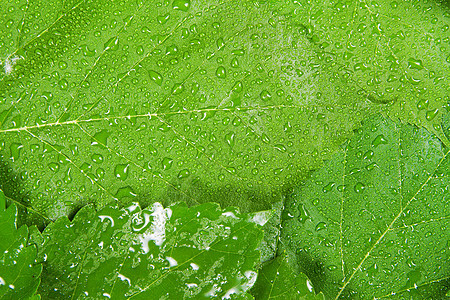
[[251, 253, 324, 300], [30, 201, 263, 299], [280, 115, 449, 298], [0, 190, 42, 299]]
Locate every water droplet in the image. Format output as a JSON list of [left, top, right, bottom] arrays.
[[92, 130, 110, 146], [315, 222, 327, 231], [48, 162, 60, 172], [172, 0, 190, 12], [365, 162, 378, 171], [216, 37, 224, 49], [232, 81, 243, 93], [372, 134, 388, 147], [136, 45, 144, 55], [114, 164, 129, 180], [216, 66, 226, 78], [81, 44, 96, 57], [416, 99, 428, 110], [260, 90, 272, 101], [178, 169, 190, 179], [426, 109, 438, 121], [157, 13, 170, 25], [408, 58, 424, 70], [322, 182, 335, 193], [10, 143, 23, 162], [274, 144, 286, 152], [166, 45, 178, 55], [231, 57, 239, 68], [225, 132, 235, 148], [115, 186, 136, 199], [148, 70, 163, 86], [104, 37, 119, 51], [231, 49, 245, 56], [149, 144, 158, 156], [225, 166, 236, 174], [261, 134, 270, 143], [298, 204, 310, 224], [91, 153, 104, 163], [58, 79, 68, 90], [406, 258, 416, 268], [354, 182, 366, 193], [64, 168, 72, 184], [273, 168, 283, 175], [364, 150, 374, 159], [162, 157, 173, 170], [354, 62, 368, 71], [172, 83, 185, 94], [327, 265, 337, 271]]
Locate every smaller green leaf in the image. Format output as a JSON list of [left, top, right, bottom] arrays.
[[32, 201, 264, 299], [251, 253, 324, 300], [0, 190, 42, 299]]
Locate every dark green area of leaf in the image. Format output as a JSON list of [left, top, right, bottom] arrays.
[[30, 201, 263, 299], [0, 190, 42, 299], [280, 114, 450, 299]]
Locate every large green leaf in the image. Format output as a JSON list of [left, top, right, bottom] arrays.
[[251, 253, 324, 300], [0, 190, 42, 299], [30, 201, 263, 299], [280, 115, 449, 298], [0, 0, 406, 219]]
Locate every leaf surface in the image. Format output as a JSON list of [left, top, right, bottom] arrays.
[[0, 190, 42, 299], [31, 201, 263, 299], [251, 253, 324, 300], [276, 0, 450, 142], [0, 0, 402, 219], [280, 115, 450, 299]]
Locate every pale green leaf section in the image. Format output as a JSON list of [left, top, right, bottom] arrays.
[[280, 115, 450, 299], [30, 201, 263, 299], [0, 190, 42, 299], [275, 0, 450, 143]]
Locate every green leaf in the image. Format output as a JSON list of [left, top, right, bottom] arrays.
[[280, 115, 450, 299], [30, 201, 263, 299], [1, 0, 397, 219], [251, 253, 324, 300], [276, 0, 450, 143], [0, 190, 42, 299]]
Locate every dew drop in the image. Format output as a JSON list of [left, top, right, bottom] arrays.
[[260, 90, 272, 101], [162, 157, 173, 170], [178, 169, 190, 179], [114, 164, 129, 180], [298, 204, 310, 224], [148, 70, 163, 86], [216, 66, 226, 78], [322, 182, 335, 193], [354, 182, 366, 193], [315, 222, 327, 231], [104, 37, 119, 51], [426, 109, 438, 121], [9, 143, 23, 162], [172, 0, 190, 12], [371, 134, 388, 148], [407, 58, 424, 70]]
